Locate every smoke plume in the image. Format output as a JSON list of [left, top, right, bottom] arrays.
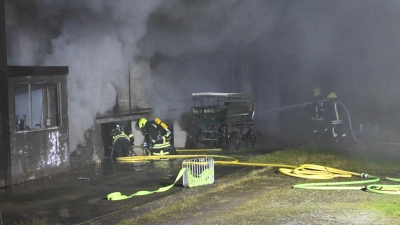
[[6, 0, 164, 149], [6, 0, 400, 150]]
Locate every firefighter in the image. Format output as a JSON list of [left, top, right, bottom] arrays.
[[110, 125, 135, 157], [124, 127, 135, 146], [310, 86, 327, 135], [324, 92, 347, 142], [136, 117, 178, 156]]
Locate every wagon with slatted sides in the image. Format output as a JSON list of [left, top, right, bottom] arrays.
[[191, 92, 260, 150]]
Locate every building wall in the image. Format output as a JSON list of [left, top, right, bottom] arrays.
[[69, 122, 102, 169], [69, 57, 154, 166], [129, 57, 153, 110], [8, 75, 69, 184]]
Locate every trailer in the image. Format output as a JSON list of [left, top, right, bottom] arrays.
[[191, 92, 260, 150]]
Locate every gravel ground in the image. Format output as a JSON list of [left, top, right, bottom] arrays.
[[131, 167, 400, 225]]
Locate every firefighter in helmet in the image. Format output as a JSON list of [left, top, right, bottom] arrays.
[[310, 86, 327, 135], [110, 124, 135, 157], [136, 117, 178, 156], [324, 92, 347, 142]]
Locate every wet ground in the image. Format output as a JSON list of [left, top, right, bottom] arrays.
[[1, 136, 399, 225], [0, 157, 244, 225]]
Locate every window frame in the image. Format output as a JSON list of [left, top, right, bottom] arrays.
[[14, 81, 63, 133]]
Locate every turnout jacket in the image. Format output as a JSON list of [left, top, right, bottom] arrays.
[[112, 131, 132, 157], [143, 120, 171, 149]]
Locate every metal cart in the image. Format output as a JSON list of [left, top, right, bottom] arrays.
[[191, 92, 260, 150]]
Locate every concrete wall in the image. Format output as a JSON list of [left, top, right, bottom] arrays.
[[130, 57, 153, 110], [115, 56, 193, 150], [69, 57, 154, 166], [69, 122, 102, 169], [116, 57, 153, 112], [8, 74, 69, 184]]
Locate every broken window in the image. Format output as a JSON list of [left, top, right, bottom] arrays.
[[14, 82, 61, 131]]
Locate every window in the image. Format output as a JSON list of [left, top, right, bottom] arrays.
[[14, 82, 61, 131]]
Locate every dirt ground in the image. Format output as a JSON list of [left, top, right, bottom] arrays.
[[128, 166, 400, 225]]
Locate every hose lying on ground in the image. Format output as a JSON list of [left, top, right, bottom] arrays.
[[282, 164, 400, 194], [366, 177, 400, 194], [107, 148, 400, 200]]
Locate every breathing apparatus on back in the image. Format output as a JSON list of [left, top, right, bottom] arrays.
[[154, 117, 172, 135]]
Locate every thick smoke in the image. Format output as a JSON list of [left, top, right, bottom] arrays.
[[6, 0, 400, 150], [138, 0, 285, 133], [6, 0, 164, 149], [139, 0, 400, 142]]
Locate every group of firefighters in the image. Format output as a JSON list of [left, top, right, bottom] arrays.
[[110, 117, 178, 158], [109, 85, 347, 157], [309, 85, 347, 143]]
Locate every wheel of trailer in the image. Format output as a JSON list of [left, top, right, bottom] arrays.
[[195, 129, 206, 148], [246, 131, 257, 148], [229, 131, 242, 150]]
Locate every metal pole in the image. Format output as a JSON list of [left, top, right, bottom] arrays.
[[129, 64, 131, 112], [0, 0, 11, 187]]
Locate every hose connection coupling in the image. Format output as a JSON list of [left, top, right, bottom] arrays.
[[360, 173, 369, 179]]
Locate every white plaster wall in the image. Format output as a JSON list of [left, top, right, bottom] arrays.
[[131, 120, 146, 155], [117, 85, 130, 112], [173, 120, 188, 148], [130, 57, 153, 110]]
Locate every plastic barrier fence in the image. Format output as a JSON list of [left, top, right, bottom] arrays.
[[182, 157, 214, 188]]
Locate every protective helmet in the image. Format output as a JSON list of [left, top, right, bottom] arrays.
[[327, 92, 337, 99], [110, 125, 123, 136], [313, 87, 321, 96], [137, 118, 148, 129]]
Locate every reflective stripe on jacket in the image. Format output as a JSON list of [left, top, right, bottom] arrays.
[[113, 132, 130, 145], [151, 136, 171, 149]]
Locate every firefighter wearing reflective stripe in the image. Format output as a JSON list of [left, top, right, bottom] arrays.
[[110, 125, 135, 157], [310, 86, 327, 133], [137, 118, 178, 156], [324, 92, 347, 142]]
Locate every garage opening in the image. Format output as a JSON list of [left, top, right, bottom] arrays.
[[101, 120, 132, 157]]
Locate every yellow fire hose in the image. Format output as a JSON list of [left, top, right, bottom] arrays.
[[107, 147, 400, 200], [107, 168, 187, 201], [280, 164, 400, 194], [285, 165, 380, 190]]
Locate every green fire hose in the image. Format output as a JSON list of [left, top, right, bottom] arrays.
[[366, 177, 400, 194]]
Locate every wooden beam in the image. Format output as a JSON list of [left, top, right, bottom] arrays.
[[7, 66, 69, 77]]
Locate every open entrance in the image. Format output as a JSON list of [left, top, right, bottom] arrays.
[[101, 120, 132, 157]]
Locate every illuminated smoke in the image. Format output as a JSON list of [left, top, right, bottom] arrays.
[[6, 0, 164, 149], [6, 0, 400, 151]]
